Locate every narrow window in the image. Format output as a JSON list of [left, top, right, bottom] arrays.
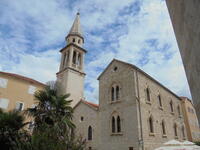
[[116, 86, 119, 100], [174, 123, 178, 137], [63, 53, 66, 68], [182, 126, 185, 138], [161, 120, 166, 135], [158, 94, 162, 107], [72, 51, 76, 64], [73, 38, 75, 43], [80, 116, 84, 121], [88, 126, 92, 140], [112, 116, 115, 133], [77, 53, 81, 66], [78, 39, 81, 44], [111, 87, 115, 101], [170, 101, 174, 112], [178, 105, 181, 116], [149, 116, 154, 133], [117, 116, 121, 132], [146, 88, 151, 102]]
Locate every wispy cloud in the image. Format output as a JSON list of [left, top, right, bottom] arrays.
[[0, 0, 191, 103]]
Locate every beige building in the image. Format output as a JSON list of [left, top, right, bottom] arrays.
[[58, 13, 188, 150], [166, 0, 200, 123], [0, 71, 45, 111], [181, 97, 200, 141]]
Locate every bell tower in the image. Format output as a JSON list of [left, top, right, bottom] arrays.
[[56, 12, 86, 107]]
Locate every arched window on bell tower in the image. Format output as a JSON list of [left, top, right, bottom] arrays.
[[77, 53, 81, 67], [72, 51, 77, 65]]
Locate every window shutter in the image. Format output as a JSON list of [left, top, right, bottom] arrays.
[[28, 86, 36, 94], [0, 78, 8, 88], [0, 98, 9, 109]]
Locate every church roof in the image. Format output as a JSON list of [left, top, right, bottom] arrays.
[[97, 59, 181, 100], [73, 99, 99, 110], [0, 71, 45, 86], [68, 12, 83, 37], [82, 100, 99, 108]]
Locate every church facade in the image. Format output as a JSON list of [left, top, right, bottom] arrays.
[[57, 13, 187, 150]]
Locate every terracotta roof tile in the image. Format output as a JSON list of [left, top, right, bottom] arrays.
[[82, 100, 99, 108]]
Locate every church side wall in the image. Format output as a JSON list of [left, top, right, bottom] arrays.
[[73, 103, 99, 150], [137, 71, 187, 150], [98, 61, 140, 150]]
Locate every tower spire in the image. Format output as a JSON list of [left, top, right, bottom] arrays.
[[68, 12, 83, 37], [66, 12, 84, 46]]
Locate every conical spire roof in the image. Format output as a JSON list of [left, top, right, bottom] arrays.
[[68, 12, 83, 37]]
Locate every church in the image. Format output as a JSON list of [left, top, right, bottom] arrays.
[[56, 13, 187, 150]]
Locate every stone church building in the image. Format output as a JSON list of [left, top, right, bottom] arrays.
[[56, 13, 187, 150]]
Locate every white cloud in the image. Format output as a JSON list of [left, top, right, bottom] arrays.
[[0, 0, 191, 104]]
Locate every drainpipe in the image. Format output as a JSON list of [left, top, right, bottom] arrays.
[[136, 70, 144, 150]]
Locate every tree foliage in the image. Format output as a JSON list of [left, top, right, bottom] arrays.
[[0, 109, 29, 150]]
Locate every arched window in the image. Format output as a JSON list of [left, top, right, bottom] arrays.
[[161, 120, 166, 135], [88, 126, 92, 140], [72, 51, 76, 64], [78, 39, 81, 44], [146, 88, 151, 102], [73, 38, 75, 43], [182, 125, 185, 138], [111, 87, 115, 101], [112, 117, 115, 133], [77, 53, 81, 66], [116, 86, 119, 100], [149, 116, 154, 133], [117, 116, 121, 133], [158, 94, 162, 107], [170, 101, 174, 113], [62, 53, 66, 68], [177, 105, 181, 116], [174, 123, 178, 137], [111, 84, 120, 102]]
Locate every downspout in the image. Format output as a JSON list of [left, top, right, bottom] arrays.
[[136, 70, 144, 150]]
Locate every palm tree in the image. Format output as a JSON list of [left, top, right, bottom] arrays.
[[26, 85, 74, 130], [24, 85, 86, 150], [0, 109, 28, 150]]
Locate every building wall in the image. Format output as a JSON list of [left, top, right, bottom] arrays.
[[136, 71, 186, 150], [98, 61, 140, 150], [181, 97, 200, 141], [166, 0, 200, 123], [73, 102, 99, 150], [0, 73, 45, 112]]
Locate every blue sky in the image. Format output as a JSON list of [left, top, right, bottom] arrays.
[[0, 0, 191, 103]]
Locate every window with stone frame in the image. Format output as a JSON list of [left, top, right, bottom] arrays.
[[146, 87, 151, 102], [117, 116, 121, 133], [88, 126, 92, 140], [149, 115, 154, 134], [174, 123, 178, 137], [170, 100, 174, 113], [158, 94, 162, 107], [112, 116, 116, 133], [111, 84, 121, 102], [111, 113, 122, 134], [177, 105, 181, 116], [161, 120, 166, 135], [72, 51, 77, 65]]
